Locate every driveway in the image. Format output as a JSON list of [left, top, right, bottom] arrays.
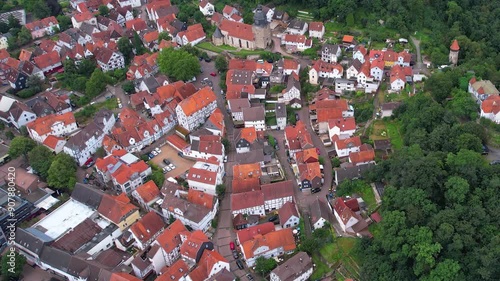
[[410, 36, 430, 76], [149, 144, 194, 178]]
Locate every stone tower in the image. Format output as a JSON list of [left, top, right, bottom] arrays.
[[252, 5, 271, 49], [449, 39, 459, 66], [212, 27, 224, 46]]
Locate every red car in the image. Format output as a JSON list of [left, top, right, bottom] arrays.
[[210, 72, 217, 77], [316, 148, 321, 155], [229, 242, 235, 250]]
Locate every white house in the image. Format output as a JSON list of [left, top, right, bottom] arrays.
[[328, 118, 356, 140], [334, 136, 361, 158], [275, 103, 287, 131], [189, 135, 225, 163], [352, 45, 367, 63], [346, 59, 362, 79], [480, 95, 500, 123], [468, 77, 500, 102], [175, 24, 206, 46], [282, 34, 312, 52], [242, 106, 266, 131], [187, 159, 224, 195], [310, 198, 331, 230], [321, 44, 341, 63], [176, 87, 217, 132], [261, 180, 294, 211], [199, 0, 214, 16], [370, 59, 384, 81], [390, 67, 406, 92], [231, 191, 265, 217], [27, 112, 77, 143], [148, 220, 187, 271], [95, 47, 125, 72], [278, 202, 300, 229], [333, 198, 362, 233], [5, 101, 37, 129], [279, 76, 301, 104], [228, 98, 251, 122], [0, 35, 8, 50], [286, 19, 308, 35], [308, 22, 325, 39], [335, 78, 356, 92], [309, 60, 343, 85], [270, 252, 313, 281], [128, 211, 165, 250], [117, 0, 141, 8]]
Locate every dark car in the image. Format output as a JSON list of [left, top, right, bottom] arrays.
[[204, 57, 212, 62], [482, 144, 489, 155], [246, 274, 254, 281], [311, 188, 321, 194], [268, 215, 278, 222], [177, 152, 184, 157], [232, 250, 238, 259], [275, 143, 280, 150], [236, 259, 244, 269], [490, 160, 500, 165], [163, 159, 171, 165], [295, 113, 300, 121]]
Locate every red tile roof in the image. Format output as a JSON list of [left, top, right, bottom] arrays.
[[0, 49, 9, 61], [187, 189, 215, 209], [130, 211, 165, 244], [125, 18, 148, 31], [34, 51, 61, 70], [335, 136, 361, 150], [283, 59, 299, 71], [283, 34, 307, 44], [189, 250, 228, 281], [232, 177, 260, 194], [155, 220, 187, 253], [349, 149, 375, 165], [166, 134, 189, 151], [231, 191, 264, 212], [196, 135, 223, 156], [342, 35, 354, 43], [309, 22, 324, 32], [261, 180, 294, 202], [354, 45, 367, 56], [43, 135, 65, 150], [298, 162, 322, 182], [156, 259, 189, 281], [18, 49, 32, 61], [178, 23, 206, 42], [311, 60, 343, 74], [370, 58, 384, 70], [219, 19, 254, 41], [143, 30, 159, 43], [233, 163, 261, 179], [284, 121, 314, 150], [241, 228, 296, 258], [222, 5, 236, 15], [236, 222, 275, 244], [329, 118, 356, 132], [98, 193, 139, 224], [110, 272, 143, 281], [27, 112, 75, 136], [179, 86, 216, 116], [278, 202, 299, 224], [450, 39, 460, 51], [295, 148, 318, 163], [73, 12, 94, 23], [25, 16, 59, 32], [390, 65, 407, 83], [134, 180, 161, 204], [333, 197, 358, 226], [481, 94, 500, 114], [180, 230, 210, 260]]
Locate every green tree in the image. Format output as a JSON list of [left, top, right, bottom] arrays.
[[56, 15, 72, 31], [222, 138, 230, 152], [122, 80, 135, 94], [0, 22, 9, 33], [5, 131, 14, 140], [214, 55, 228, 73], [47, 153, 77, 190], [7, 36, 19, 51], [98, 5, 109, 17], [158, 32, 170, 41], [26, 75, 43, 92], [254, 257, 277, 276], [133, 31, 146, 55], [17, 26, 32, 45], [299, 236, 319, 254], [216, 184, 226, 197], [268, 135, 276, 147], [28, 145, 55, 179], [118, 37, 134, 63], [32, 0, 51, 19], [8, 136, 36, 159], [95, 147, 106, 158], [158, 47, 201, 81], [8, 15, 20, 29], [1, 251, 26, 280], [85, 69, 107, 98], [331, 157, 341, 168]]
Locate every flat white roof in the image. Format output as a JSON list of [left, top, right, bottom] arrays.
[[193, 161, 218, 172], [33, 199, 96, 239], [120, 153, 139, 165]]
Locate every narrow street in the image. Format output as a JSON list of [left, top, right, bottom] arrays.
[[410, 36, 430, 76]]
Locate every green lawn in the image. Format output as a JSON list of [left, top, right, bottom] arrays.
[[386, 120, 403, 149], [196, 42, 267, 58], [311, 254, 330, 280], [74, 98, 118, 124], [320, 238, 361, 280]]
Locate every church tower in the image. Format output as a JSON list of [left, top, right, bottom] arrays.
[[449, 39, 459, 66], [252, 5, 271, 49]]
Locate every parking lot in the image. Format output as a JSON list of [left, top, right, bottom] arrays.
[[149, 144, 194, 178]]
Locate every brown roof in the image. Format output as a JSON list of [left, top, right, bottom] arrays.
[[231, 191, 264, 212], [219, 19, 254, 41], [261, 180, 294, 202], [110, 272, 143, 281], [310, 197, 332, 225], [98, 193, 139, 225], [309, 21, 324, 32], [236, 222, 275, 244], [52, 218, 101, 253], [34, 51, 61, 69], [155, 220, 187, 253], [278, 201, 299, 224], [130, 211, 165, 244], [349, 149, 375, 165], [271, 252, 312, 280], [298, 162, 322, 182]]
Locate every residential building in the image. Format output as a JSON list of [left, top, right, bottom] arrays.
[[370, 59, 384, 81], [117, 0, 141, 8], [228, 98, 251, 122], [162, 189, 218, 232], [222, 5, 240, 20], [468, 77, 500, 101], [349, 146, 375, 166], [0, 34, 9, 50], [278, 202, 300, 229], [275, 103, 287, 130], [128, 211, 165, 250], [27, 112, 77, 143], [328, 117, 356, 140], [175, 24, 206, 46], [231, 191, 265, 217], [1, 101, 37, 129], [261, 180, 294, 211], [334, 136, 361, 158], [286, 19, 308, 35], [149, 220, 188, 270], [310, 197, 332, 230], [97, 193, 140, 230], [335, 78, 356, 92], [346, 59, 362, 79], [333, 162, 375, 186], [156, 259, 189, 281], [180, 231, 214, 264], [241, 228, 296, 266], [380, 102, 401, 118], [232, 163, 262, 193], [270, 252, 313, 281], [279, 76, 301, 104], [199, 0, 215, 16], [131, 180, 162, 212], [187, 250, 230, 281], [321, 44, 341, 63], [312, 99, 353, 133], [176, 87, 217, 132], [25, 16, 59, 39], [308, 22, 325, 39], [282, 34, 312, 52], [279, 58, 300, 76], [242, 105, 265, 131], [297, 162, 322, 190], [204, 108, 225, 137], [284, 121, 314, 157], [309, 60, 343, 85], [236, 222, 275, 245], [34, 51, 62, 73], [480, 95, 500, 123], [352, 45, 367, 63], [189, 135, 225, 162], [389, 65, 407, 91], [95, 150, 152, 194], [71, 11, 97, 29], [187, 159, 224, 195], [95, 47, 125, 72], [333, 197, 369, 235]]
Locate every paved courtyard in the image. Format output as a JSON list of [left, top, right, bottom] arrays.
[[150, 144, 194, 178]]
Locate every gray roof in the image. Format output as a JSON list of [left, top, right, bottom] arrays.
[[15, 228, 52, 257], [67, 255, 113, 281], [228, 98, 251, 113], [206, 269, 235, 281], [71, 183, 104, 209], [285, 76, 301, 92], [310, 197, 332, 225], [335, 163, 375, 184], [271, 252, 313, 281], [161, 196, 211, 223], [321, 44, 340, 55], [350, 58, 363, 72], [287, 19, 306, 30], [242, 105, 265, 122], [253, 5, 267, 27], [233, 149, 265, 164], [381, 102, 401, 111], [40, 246, 72, 272], [213, 27, 223, 38], [142, 76, 160, 92], [65, 122, 103, 151], [275, 103, 286, 118]]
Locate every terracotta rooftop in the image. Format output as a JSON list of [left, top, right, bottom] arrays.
[[155, 220, 187, 253], [219, 19, 254, 41], [231, 191, 264, 212], [261, 180, 294, 202], [156, 259, 189, 281], [342, 35, 354, 43], [309, 21, 324, 32], [27, 111, 75, 136], [134, 180, 161, 204], [298, 162, 322, 182], [233, 163, 261, 180], [43, 135, 65, 150], [178, 86, 216, 116], [34, 51, 61, 70], [278, 202, 299, 225], [189, 250, 227, 281], [328, 117, 356, 132], [481, 94, 500, 114], [180, 230, 210, 261], [97, 193, 138, 225], [349, 149, 375, 165], [241, 228, 296, 259], [335, 136, 362, 150], [450, 39, 460, 51], [232, 177, 260, 194], [129, 211, 165, 244], [187, 189, 215, 209], [236, 222, 275, 244]]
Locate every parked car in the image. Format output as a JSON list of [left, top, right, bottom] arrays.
[[311, 188, 321, 194], [246, 274, 254, 281], [151, 150, 159, 156], [178, 152, 184, 157], [236, 259, 244, 269], [230, 242, 235, 251], [163, 159, 171, 165], [155, 147, 161, 154], [268, 215, 278, 222], [482, 144, 489, 155], [162, 166, 171, 173], [223, 155, 228, 163], [316, 148, 321, 155], [148, 153, 155, 159], [490, 160, 500, 165], [275, 143, 279, 150], [295, 113, 300, 121], [210, 72, 216, 77], [232, 250, 238, 259], [169, 163, 176, 170], [204, 57, 212, 62]]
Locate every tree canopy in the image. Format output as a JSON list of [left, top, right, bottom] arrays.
[[8, 137, 36, 159], [47, 153, 77, 191], [1, 251, 26, 280], [158, 47, 200, 81], [28, 145, 55, 179]]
